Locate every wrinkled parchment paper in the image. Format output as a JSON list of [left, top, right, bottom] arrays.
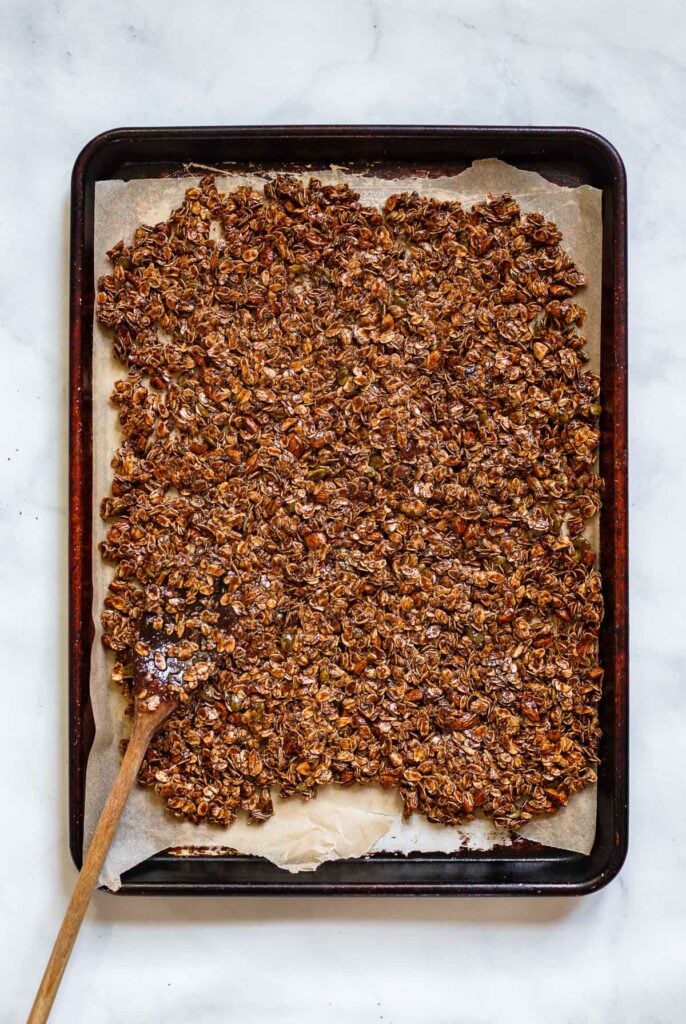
[[85, 160, 602, 889]]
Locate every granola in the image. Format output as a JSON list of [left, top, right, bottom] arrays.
[[96, 174, 602, 830]]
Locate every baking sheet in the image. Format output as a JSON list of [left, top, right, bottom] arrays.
[[85, 160, 602, 890]]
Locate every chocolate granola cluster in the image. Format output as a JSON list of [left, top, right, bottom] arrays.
[[96, 175, 602, 829]]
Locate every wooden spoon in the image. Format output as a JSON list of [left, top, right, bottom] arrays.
[[29, 620, 182, 1023]]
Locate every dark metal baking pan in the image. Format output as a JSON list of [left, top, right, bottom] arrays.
[[70, 126, 627, 895]]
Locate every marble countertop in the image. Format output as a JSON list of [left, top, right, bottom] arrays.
[[1, 1, 685, 1021]]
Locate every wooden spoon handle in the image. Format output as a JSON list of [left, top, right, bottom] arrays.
[[28, 708, 165, 1024]]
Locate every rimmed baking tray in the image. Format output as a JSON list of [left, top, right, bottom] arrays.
[[70, 126, 627, 895]]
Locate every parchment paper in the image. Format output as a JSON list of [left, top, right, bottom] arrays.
[[85, 160, 602, 890]]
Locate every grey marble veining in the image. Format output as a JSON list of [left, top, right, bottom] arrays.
[[1, 0, 685, 1021]]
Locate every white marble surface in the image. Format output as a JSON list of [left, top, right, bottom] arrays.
[[1, 0, 684, 1021]]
